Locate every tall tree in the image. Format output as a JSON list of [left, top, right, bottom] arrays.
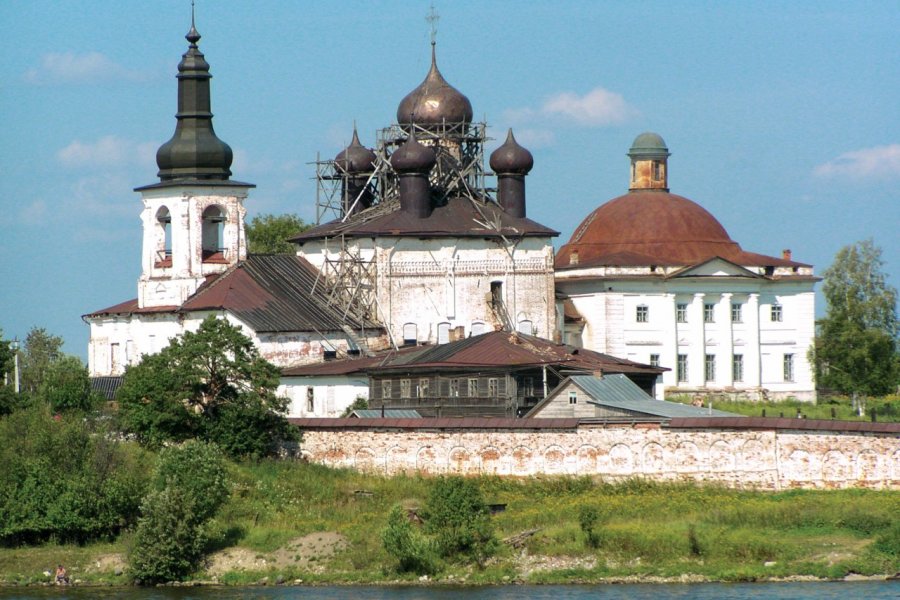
[[813, 239, 899, 396], [0, 329, 13, 381], [118, 316, 295, 457], [245, 213, 310, 254], [19, 327, 64, 395], [38, 355, 95, 413]]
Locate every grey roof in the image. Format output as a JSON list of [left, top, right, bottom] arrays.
[[90, 376, 124, 401], [350, 409, 422, 419]]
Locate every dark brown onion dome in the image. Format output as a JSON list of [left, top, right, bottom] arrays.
[[156, 21, 233, 181], [556, 191, 745, 267], [334, 127, 376, 174], [490, 129, 534, 175], [396, 43, 473, 126], [390, 129, 436, 174]]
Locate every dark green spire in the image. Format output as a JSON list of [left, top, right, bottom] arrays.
[[155, 14, 233, 182]]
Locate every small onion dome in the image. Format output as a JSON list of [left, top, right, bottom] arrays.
[[627, 132, 670, 159], [334, 128, 376, 174], [390, 129, 436, 174], [396, 44, 473, 126], [490, 129, 534, 175]]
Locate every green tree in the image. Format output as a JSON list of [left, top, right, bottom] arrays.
[[118, 316, 295, 457], [422, 476, 497, 565], [0, 329, 19, 416], [381, 504, 438, 575], [19, 327, 64, 395], [38, 355, 96, 413], [245, 213, 310, 254], [0, 329, 14, 382], [129, 441, 229, 584], [812, 240, 899, 396]]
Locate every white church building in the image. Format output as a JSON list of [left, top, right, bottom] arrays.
[[555, 133, 818, 401]]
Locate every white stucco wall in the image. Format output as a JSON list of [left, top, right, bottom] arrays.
[[278, 375, 369, 418]]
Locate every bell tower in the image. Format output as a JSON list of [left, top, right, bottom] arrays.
[[135, 12, 253, 308]]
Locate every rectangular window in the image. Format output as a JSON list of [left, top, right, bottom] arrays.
[[523, 377, 534, 396], [733, 354, 744, 382], [771, 304, 783, 322], [649, 353, 660, 367], [400, 379, 411, 398], [731, 302, 743, 323], [419, 378, 430, 398], [705, 354, 716, 382], [306, 387, 314, 413], [568, 391, 577, 405], [468, 378, 479, 397], [381, 380, 392, 399], [677, 354, 688, 382], [783, 354, 795, 382], [676, 303, 688, 323], [449, 378, 459, 397], [488, 378, 499, 397], [636, 305, 649, 323], [704, 303, 715, 323]]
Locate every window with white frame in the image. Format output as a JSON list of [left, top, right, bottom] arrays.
[[704, 303, 715, 323], [468, 378, 479, 397], [705, 354, 716, 382], [676, 303, 688, 323], [733, 354, 744, 382], [400, 379, 411, 398], [449, 378, 459, 397], [488, 378, 499, 397], [731, 302, 743, 323], [677, 354, 688, 382], [771, 304, 783, 322], [568, 391, 577, 405], [437, 322, 450, 344], [419, 378, 430, 398], [402, 323, 417, 345], [783, 354, 794, 382], [650, 354, 660, 367], [636, 304, 649, 323], [382, 380, 392, 399]]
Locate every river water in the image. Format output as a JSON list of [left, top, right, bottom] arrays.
[[0, 582, 897, 599]]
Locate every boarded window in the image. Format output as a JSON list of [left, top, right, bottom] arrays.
[[437, 322, 450, 344]]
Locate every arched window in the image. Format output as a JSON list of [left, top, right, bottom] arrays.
[[402, 323, 417, 346], [437, 322, 450, 344], [202, 205, 226, 259], [155, 206, 172, 266], [517, 320, 533, 335]]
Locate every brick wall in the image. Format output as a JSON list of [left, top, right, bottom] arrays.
[[295, 421, 899, 490]]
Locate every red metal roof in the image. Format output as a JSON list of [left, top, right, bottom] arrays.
[[556, 191, 810, 270], [288, 417, 581, 430]]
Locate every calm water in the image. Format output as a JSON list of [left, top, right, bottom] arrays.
[[0, 582, 897, 600]]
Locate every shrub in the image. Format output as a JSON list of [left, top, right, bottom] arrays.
[[153, 440, 229, 522], [578, 504, 601, 548], [422, 476, 497, 564], [381, 505, 437, 575]]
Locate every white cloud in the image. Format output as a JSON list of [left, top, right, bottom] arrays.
[[24, 51, 150, 85], [813, 144, 900, 180], [57, 136, 156, 169], [505, 87, 638, 128]]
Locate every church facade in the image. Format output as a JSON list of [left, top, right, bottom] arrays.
[[555, 134, 818, 401]]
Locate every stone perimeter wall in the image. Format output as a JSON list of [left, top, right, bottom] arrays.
[[298, 424, 900, 490]]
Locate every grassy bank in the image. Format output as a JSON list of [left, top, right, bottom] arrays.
[[670, 394, 900, 422], [1, 460, 897, 586]]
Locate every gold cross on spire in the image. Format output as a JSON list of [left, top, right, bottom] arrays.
[[426, 2, 440, 45]]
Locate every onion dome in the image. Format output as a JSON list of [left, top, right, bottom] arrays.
[[390, 129, 436, 174], [156, 19, 233, 181], [334, 127, 376, 174], [490, 129, 534, 175], [628, 132, 670, 159], [396, 43, 473, 126]]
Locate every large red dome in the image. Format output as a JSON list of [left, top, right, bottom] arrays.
[[557, 190, 749, 268]]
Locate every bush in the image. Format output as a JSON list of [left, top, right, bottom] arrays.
[[129, 441, 229, 584], [578, 504, 601, 548], [422, 476, 497, 564], [381, 505, 437, 575]]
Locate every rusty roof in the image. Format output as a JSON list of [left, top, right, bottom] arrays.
[[667, 416, 900, 434], [366, 331, 665, 375], [556, 190, 811, 270], [85, 255, 381, 334], [288, 417, 581, 430], [291, 195, 558, 243]]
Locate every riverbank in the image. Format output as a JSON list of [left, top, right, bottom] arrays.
[[1, 462, 897, 586]]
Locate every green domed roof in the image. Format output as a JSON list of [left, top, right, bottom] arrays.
[[628, 132, 670, 158]]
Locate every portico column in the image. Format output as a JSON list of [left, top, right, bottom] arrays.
[[690, 293, 706, 387], [747, 293, 761, 391], [719, 293, 734, 387]]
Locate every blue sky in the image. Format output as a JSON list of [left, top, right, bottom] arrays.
[[1, 1, 898, 359]]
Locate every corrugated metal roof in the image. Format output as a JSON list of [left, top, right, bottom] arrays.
[[90, 376, 124, 400], [350, 409, 422, 419], [291, 196, 558, 243], [668, 417, 900, 434], [288, 417, 581, 430], [574, 374, 737, 418]]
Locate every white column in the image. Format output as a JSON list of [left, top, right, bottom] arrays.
[[719, 293, 734, 387], [746, 293, 761, 390], [660, 293, 677, 397], [690, 293, 706, 386]]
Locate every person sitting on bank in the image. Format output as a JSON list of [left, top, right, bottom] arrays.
[[55, 564, 69, 585]]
